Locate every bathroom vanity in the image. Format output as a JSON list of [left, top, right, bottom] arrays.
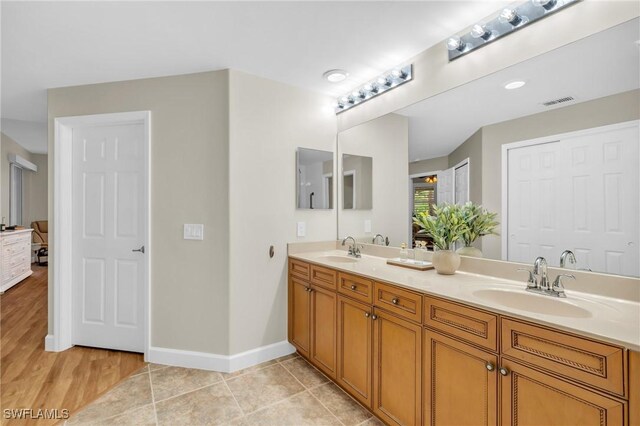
[[287, 249, 639, 426]]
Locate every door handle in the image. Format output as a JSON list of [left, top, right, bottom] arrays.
[[132, 246, 145, 254]]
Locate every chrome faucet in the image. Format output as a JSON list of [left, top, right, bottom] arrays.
[[341, 236, 361, 258], [560, 250, 577, 269], [533, 257, 550, 290], [372, 234, 385, 245], [518, 256, 575, 298]]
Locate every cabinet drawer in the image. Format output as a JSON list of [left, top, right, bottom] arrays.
[[424, 297, 498, 352], [310, 264, 337, 291], [289, 258, 310, 281], [501, 318, 626, 397], [338, 273, 373, 304], [374, 282, 422, 323]]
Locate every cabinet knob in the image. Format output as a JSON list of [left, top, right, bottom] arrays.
[[391, 298, 399, 305], [499, 367, 510, 376], [306, 287, 312, 292], [364, 312, 370, 318], [371, 314, 378, 320], [351, 285, 357, 291], [485, 363, 495, 371]]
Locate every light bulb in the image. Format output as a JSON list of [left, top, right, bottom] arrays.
[[447, 36, 465, 51], [532, 0, 556, 10], [391, 69, 407, 79], [363, 84, 373, 92], [471, 24, 491, 40], [499, 8, 522, 26]]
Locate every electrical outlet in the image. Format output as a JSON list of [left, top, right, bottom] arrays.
[[364, 220, 372, 233]]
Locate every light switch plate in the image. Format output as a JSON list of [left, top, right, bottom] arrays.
[[297, 222, 306, 237], [184, 224, 204, 240], [364, 220, 372, 233]]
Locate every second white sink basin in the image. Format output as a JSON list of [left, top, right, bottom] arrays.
[[320, 255, 359, 264], [472, 288, 592, 318]]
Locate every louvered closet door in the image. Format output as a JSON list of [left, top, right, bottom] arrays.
[[72, 122, 147, 352]]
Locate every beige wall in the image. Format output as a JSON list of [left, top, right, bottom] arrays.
[[449, 128, 482, 206], [338, 113, 409, 247], [409, 156, 447, 176], [337, 3, 638, 131], [481, 89, 640, 259], [48, 71, 231, 354], [228, 70, 337, 354], [1, 132, 47, 227]]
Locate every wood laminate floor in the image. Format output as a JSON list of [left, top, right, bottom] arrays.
[[0, 265, 145, 425]]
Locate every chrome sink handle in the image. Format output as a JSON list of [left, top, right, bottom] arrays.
[[553, 274, 575, 290], [517, 268, 537, 290]]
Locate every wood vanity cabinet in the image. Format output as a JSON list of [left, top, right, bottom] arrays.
[[373, 308, 422, 426], [337, 295, 373, 407], [288, 258, 637, 426], [423, 330, 498, 426], [288, 260, 337, 378]]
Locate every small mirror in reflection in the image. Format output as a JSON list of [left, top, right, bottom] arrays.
[[342, 154, 373, 210]]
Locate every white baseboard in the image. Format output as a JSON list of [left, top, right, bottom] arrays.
[[147, 340, 295, 373], [44, 334, 56, 352]]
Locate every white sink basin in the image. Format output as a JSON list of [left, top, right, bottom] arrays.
[[320, 255, 359, 263], [472, 288, 592, 318]]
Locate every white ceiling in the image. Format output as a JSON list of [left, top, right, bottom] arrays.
[[1, 0, 510, 133], [399, 18, 640, 161]]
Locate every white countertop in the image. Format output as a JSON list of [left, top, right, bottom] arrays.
[[290, 250, 640, 351], [0, 228, 33, 237]]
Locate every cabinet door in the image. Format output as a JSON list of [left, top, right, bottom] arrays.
[[373, 309, 422, 426], [500, 359, 626, 426], [288, 277, 311, 358], [337, 295, 373, 408], [424, 330, 498, 426], [310, 285, 337, 379]]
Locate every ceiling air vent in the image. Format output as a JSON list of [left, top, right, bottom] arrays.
[[542, 96, 575, 107]]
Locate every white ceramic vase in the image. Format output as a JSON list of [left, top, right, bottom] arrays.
[[431, 250, 461, 275], [456, 246, 483, 258]]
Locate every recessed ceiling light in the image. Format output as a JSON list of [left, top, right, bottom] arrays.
[[504, 80, 526, 90], [323, 69, 348, 83]]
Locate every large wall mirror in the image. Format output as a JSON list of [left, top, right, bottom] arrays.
[[297, 148, 334, 209], [337, 18, 640, 277]]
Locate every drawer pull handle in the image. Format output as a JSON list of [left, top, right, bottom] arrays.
[[486, 363, 495, 371], [364, 312, 370, 318], [391, 298, 399, 305], [499, 367, 509, 376], [350, 285, 357, 291], [306, 287, 312, 292], [371, 314, 378, 320]]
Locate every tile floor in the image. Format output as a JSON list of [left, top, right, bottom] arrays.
[[66, 353, 384, 426]]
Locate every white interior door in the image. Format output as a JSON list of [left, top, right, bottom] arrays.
[[507, 123, 639, 276], [72, 122, 147, 352]]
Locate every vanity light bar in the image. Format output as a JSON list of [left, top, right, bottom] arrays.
[[447, 0, 581, 61], [334, 64, 413, 114]]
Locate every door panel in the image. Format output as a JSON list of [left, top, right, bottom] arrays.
[[424, 329, 497, 426], [289, 277, 311, 357], [500, 359, 626, 426], [337, 295, 372, 408], [311, 285, 337, 378], [373, 309, 422, 426], [72, 122, 146, 352]]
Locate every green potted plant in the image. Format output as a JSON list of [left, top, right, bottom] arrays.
[[413, 203, 466, 274], [457, 202, 499, 258]]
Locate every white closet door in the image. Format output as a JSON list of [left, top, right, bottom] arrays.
[[507, 123, 639, 276], [437, 167, 454, 205], [72, 122, 147, 352]]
